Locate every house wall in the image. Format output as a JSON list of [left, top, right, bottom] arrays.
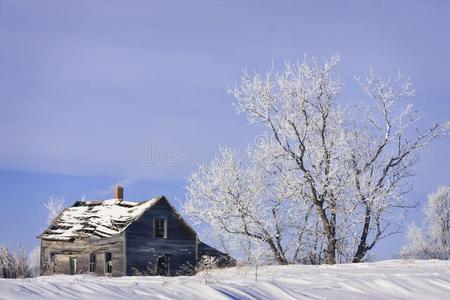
[[125, 198, 197, 276], [40, 236, 125, 277]]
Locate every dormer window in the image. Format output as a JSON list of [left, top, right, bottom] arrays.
[[154, 218, 167, 238]]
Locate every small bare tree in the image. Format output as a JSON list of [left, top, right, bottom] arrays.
[[197, 255, 218, 284], [244, 239, 271, 283], [44, 197, 65, 224]]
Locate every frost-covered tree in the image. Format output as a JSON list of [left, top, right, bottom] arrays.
[[228, 56, 349, 264], [401, 224, 431, 259], [401, 186, 450, 259], [0, 199, 65, 278], [346, 71, 449, 262], [425, 186, 450, 254], [186, 55, 449, 264], [44, 197, 65, 225], [28, 247, 41, 277], [185, 147, 300, 264], [0, 244, 31, 278], [0, 244, 12, 278]]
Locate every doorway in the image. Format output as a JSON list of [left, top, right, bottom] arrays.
[[69, 257, 77, 275], [105, 252, 112, 274], [155, 256, 169, 276]]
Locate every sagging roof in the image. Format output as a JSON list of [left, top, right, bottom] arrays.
[[198, 241, 237, 266], [39, 196, 163, 241]]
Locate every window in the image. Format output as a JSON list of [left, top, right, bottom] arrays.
[[105, 252, 112, 274], [89, 253, 96, 273], [154, 218, 167, 238]]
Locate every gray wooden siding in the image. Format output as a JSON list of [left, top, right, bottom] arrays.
[[41, 236, 125, 277], [125, 198, 197, 275]]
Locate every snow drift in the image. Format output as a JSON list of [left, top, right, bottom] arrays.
[[0, 260, 449, 299]]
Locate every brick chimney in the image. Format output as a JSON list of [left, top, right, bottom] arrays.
[[114, 185, 124, 200]]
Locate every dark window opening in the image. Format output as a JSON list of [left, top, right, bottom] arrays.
[[105, 252, 112, 274], [89, 253, 96, 273], [154, 218, 167, 238]]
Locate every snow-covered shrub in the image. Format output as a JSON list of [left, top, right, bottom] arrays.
[[175, 261, 196, 276], [0, 244, 33, 278], [131, 261, 156, 276], [401, 186, 450, 260]]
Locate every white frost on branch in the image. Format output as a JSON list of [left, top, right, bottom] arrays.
[[186, 55, 449, 265], [402, 186, 450, 260], [44, 197, 65, 225]]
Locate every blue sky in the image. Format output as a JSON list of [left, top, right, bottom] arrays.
[[0, 0, 449, 259]]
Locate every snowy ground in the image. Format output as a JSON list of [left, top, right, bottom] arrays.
[[0, 260, 449, 300]]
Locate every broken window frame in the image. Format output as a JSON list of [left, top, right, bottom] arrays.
[[154, 218, 167, 238]]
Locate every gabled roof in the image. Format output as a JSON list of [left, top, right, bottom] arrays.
[[39, 196, 165, 241]]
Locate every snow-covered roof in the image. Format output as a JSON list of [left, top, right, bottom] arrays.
[[39, 197, 162, 241]]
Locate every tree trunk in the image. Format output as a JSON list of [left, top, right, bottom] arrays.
[[314, 202, 337, 265], [266, 237, 288, 264], [352, 249, 366, 263], [275, 254, 288, 265], [352, 206, 371, 263], [326, 237, 337, 264], [273, 245, 288, 265]]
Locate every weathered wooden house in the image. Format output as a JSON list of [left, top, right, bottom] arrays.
[[38, 186, 234, 276]]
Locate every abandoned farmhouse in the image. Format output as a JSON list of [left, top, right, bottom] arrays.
[[38, 186, 234, 276]]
